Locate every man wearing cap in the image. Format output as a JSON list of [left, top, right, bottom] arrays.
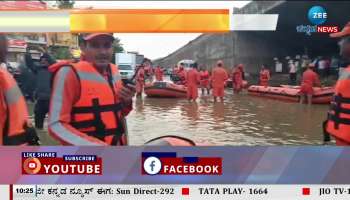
[[48, 33, 135, 146], [325, 22, 350, 145], [299, 63, 321, 105]]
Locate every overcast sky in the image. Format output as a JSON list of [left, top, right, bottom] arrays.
[[72, 1, 251, 60]]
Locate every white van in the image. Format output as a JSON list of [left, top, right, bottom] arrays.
[[177, 59, 195, 71], [116, 53, 136, 79]]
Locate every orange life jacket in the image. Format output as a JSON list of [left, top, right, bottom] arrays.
[[260, 70, 269, 81], [51, 61, 128, 145], [200, 71, 209, 80], [1, 69, 39, 145], [326, 66, 350, 143]]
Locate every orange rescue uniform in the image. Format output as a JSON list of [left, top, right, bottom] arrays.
[[136, 67, 145, 94], [200, 70, 210, 88], [259, 69, 270, 87], [0, 68, 33, 145], [211, 67, 228, 97], [177, 69, 186, 85], [326, 66, 350, 145], [155, 67, 163, 81], [48, 61, 132, 146], [186, 68, 200, 100], [300, 68, 321, 95], [232, 67, 243, 92]]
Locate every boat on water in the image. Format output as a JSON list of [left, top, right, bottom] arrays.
[[247, 85, 334, 104], [144, 81, 187, 98]]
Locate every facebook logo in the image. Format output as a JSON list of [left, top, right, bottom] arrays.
[[143, 156, 162, 175]]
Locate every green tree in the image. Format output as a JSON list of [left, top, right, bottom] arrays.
[[112, 38, 124, 64], [49, 46, 71, 60], [56, 0, 75, 9]]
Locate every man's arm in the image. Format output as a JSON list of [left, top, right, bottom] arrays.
[[48, 67, 107, 146], [24, 52, 37, 74]]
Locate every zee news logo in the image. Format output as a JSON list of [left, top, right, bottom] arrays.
[[296, 5, 339, 35], [142, 152, 222, 175]]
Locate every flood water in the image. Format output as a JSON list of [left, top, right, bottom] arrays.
[[29, 81, 330, 146], [127, 90, 329, 145]]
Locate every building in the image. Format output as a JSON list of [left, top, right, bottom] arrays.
[[1, 1, 48, 67], [47, 33, 80, 59]]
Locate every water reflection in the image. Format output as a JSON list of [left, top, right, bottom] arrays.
[[127, 89, 329, 146]]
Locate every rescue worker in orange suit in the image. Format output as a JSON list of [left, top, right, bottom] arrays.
[[232, 64, 244, 94], [186, 62, 200, 102], [0, 34, 39, 145], [259, 64, 270, 87], [199, 66, 210, 95], [211, 60, 228, 102], [135, 63, 145, 98], [299, 63, 321, 105], [325, 22, 350, 145], [48, 33, 135, 146], [155, 65, 163, 81], [177, 64, 186, 85]]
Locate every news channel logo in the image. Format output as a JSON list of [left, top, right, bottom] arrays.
[[307, 6, 327, 25], [296, 5, 338, 36], [143, 156, 162, 175]]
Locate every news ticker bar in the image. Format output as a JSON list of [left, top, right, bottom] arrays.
[[2, 185, 350, 200], [0, 10, 278, 32]]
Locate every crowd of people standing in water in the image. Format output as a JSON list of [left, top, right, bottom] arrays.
[[133, 57, 321, 106]]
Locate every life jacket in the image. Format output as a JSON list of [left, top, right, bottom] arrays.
[[260, 70, 269, 81], [50, 61, 128, 145], [326, 66, 350, 143], [0, 69, 39, 145], [200, 71, 209, 80]]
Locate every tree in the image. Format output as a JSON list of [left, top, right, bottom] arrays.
[[113, 38, 124, 53], [49, 46, 71, 60], [112, 38, 124, 64], [56, 0, 75, 9]]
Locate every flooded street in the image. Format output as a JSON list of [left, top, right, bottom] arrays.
[[127, 90, 329, 145], [29, 80, 330, 146]]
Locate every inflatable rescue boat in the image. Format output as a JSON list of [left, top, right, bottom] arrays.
[[247, 85, 334, 104], [144, 81, 187, 98], [226, 79, 248, 88]]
